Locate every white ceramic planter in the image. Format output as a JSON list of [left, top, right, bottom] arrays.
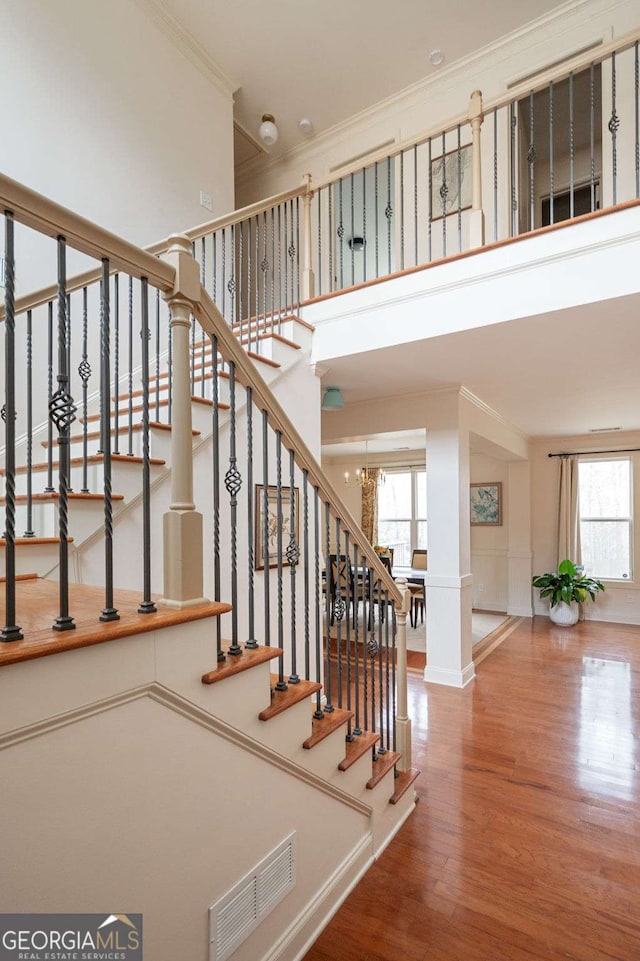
[[549, 601, 579, 626]]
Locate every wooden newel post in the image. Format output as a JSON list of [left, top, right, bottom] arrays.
[[301, 173, 315, 301], [469, 89, 485, 249], [394, 577, 412, 772], [160, 235, 207, 607]]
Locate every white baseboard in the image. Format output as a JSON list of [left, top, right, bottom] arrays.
[[262, 832, 374, 961], [507, 607, 533, 618], [424, 662, 476, 688]]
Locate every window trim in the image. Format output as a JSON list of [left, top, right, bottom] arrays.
[[578, 454, 633, 582], [377, 466, 427, 563]]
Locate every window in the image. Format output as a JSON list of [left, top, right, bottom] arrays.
[[579, 458, 632, 580], [378, 469, 426, 566]]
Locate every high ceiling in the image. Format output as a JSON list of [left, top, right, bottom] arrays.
[[150, 0, 570, 162]]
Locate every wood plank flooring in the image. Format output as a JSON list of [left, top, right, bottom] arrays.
[[303, 615, 640, 961]]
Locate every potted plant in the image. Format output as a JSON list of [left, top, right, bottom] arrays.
[[532, 558, 605, 626]]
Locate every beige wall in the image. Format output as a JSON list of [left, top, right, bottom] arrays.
[[470, 453, 510, 611]]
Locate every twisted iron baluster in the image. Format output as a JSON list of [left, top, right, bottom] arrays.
[[246, 387, 258, 649], [111, 277, 121, 454], [99, 259, 118, 623], [313, 486, 323, 718], [493, 110, 499, 241], [262, 411, 271, 647], [155, 287, 161, 421], [212, 334, 223, 661], [287, 448, 300, 683], [569, 72, 575, 220], [441, 131, 447, 256], [334, 518, 344, 709], [127, 276, 134, 456], [79, 287, 91, 493], [385, 591, 391, 755], [456, 125, 462, 253], [427, 138, 433, 261], [24, 309, 34, 536], [138, 278, 156, 615], [1, 210, 23, 641], [324, 501, 334, 713], [386, 155, 392, 273], [303, 470, 310, 679], [609, 51, 619, 205], [225, 360, 242, 656], [352, 541, 361, 735], [590, 64, 596, 212], [51, 236, 76, 632], [45, 301, 54, 492], [549, 82, 554, 225], [377, 582, 385, 753], [528, 91, 536, 231], [344, 530, 352, 734], [275, 431, 286, 689]]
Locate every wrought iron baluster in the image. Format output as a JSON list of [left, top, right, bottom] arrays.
[[99, 259, 118, 623], [222, 226, 227, 324], [374, 162, 379, 277], [247, 218, 253, 354], [24, 309, 34, 536], [1, 210, 23, 641], [362, 168, 367, 283], [283, 203, 288, 315], [413, 145, 418, 266], [45, 301, 55, 492], [528, 91, 536, 230], [225, 360, 242, 656], [303, 470, 310, 679], [510, 102, 517, 235], [127, 276, 134, 456], [271, 208, 276, 330], [138, 278, 156, 615], [344, 530, 352, 731], [609, 51, 619, 206], [590, 64, 596, 212], [352, 541, 361, 735], [338, 178, 344, 291], [276, 207, 282, 330], [400, 150, 405, 271], [167, 302, 173, 424], [313, 486, 323, 718], [377, 582, 385, 753], [386, 155, 393, 274], [50, 236, 76, 632], [262, 211, 268, 333], [362, 556, 369, 734], [385, 592, 391, 752], [569, 72, 575, 219], [238, 221, 244, 344], [229, 223, 236, 334], [79, 288, 91, 493], [456, 125, 462, 252], [323, 501, 333, 712], [212, 231, 218, 309], [428, 138, 433, 261], [441, 131, 447, 257], [262, 411, 271, 647], [246, 387, 258, 648], [255, 215, 260, 341], [317, 190, 323, 297], [392, 605, 397, 752], [113, 276, 120, 453], [288, 448, 299, 683], [369, 575, 377, 740], [155, 287, 161, 421], [212, 334, 223, 661], [295, 197, 300, 311], [350, 172, 355, 286], [201, 238, 207, 398], [493, 109, 499, 241], [334, 519, 344, 709], [549, 82, 555, 225], [328, 186, 334, 292], [275, 431, 286, 689]]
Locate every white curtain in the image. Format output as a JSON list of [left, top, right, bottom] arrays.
[[557, 455, 581, 566]]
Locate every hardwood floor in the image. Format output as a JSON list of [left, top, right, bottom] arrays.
[[303, 616, 640, 961]]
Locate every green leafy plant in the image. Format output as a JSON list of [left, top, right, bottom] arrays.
[[532, 558, 605, 607]]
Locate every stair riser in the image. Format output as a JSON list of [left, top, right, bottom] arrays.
[[4, 500, 125, 545], [0, 543, 60, 578]]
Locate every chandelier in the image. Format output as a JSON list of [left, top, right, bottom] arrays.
[[344, 442, 386, 490]]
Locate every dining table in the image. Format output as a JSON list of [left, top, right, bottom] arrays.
[[392, 566, 426, 628]]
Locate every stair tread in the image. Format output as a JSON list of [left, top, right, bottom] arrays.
[[116, 386, 229, 407], [259, 676, 322, 721], [231, 313, 314, 334], [0, 536, 74, 546], [41, 422, 200, 447], [389, 767, 420, 805], [194, 330, 301, 356], [303, 707, 353, 749], [0, 578, 232, 668], [2, 453, 166, 476], [338, 731, 380, 771], [0, 492, 125, 504], [201, 645, 283, 685], [366, 750, 402, 790]]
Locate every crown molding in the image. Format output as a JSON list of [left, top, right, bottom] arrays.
[[132, 0, 238, 99], [459, 386, 529, 441]]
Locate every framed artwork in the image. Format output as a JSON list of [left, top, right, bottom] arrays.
[[431, 143, 472, 220], [255, 484, 300, 570], [470, 482, 502, 526]]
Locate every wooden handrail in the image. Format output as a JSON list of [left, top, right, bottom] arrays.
[[194, 288, 402, 605]]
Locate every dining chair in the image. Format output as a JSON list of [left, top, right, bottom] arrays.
[[411, 549, 427, 570], [409, 549, 426, 627]]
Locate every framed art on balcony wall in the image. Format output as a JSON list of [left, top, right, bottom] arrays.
[[470, 482, 502, 526], [431, 143, 472, 220], [255, 484, 300, 570]]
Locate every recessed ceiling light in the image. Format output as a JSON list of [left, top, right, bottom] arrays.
[[429, 49, 444, 66], [298, 118, 313, 134]]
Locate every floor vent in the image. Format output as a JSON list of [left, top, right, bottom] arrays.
[[209, 832, 296, 961]]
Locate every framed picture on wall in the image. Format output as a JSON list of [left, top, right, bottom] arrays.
[[431, 143, 473, 220], [470, 482, 502, 526], [254, 484, 300, 570]]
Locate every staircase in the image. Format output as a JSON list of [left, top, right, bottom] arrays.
[[0, 171, 418, 961]]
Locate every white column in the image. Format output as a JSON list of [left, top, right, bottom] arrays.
[[424, 393, 475, 688], [507, 459, 534, 616], [161, 235, 207, 607], [393, 578, 412, 771], [468, 89, 485, 249], [301, 173, 315, 301]]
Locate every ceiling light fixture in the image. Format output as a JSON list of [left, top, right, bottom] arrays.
[[259, 114, 278, 146], [298, 117, 313, 134], [321, 386, 344, 411], [344, 441, 386, 490], [429, 49, 444, 66]]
